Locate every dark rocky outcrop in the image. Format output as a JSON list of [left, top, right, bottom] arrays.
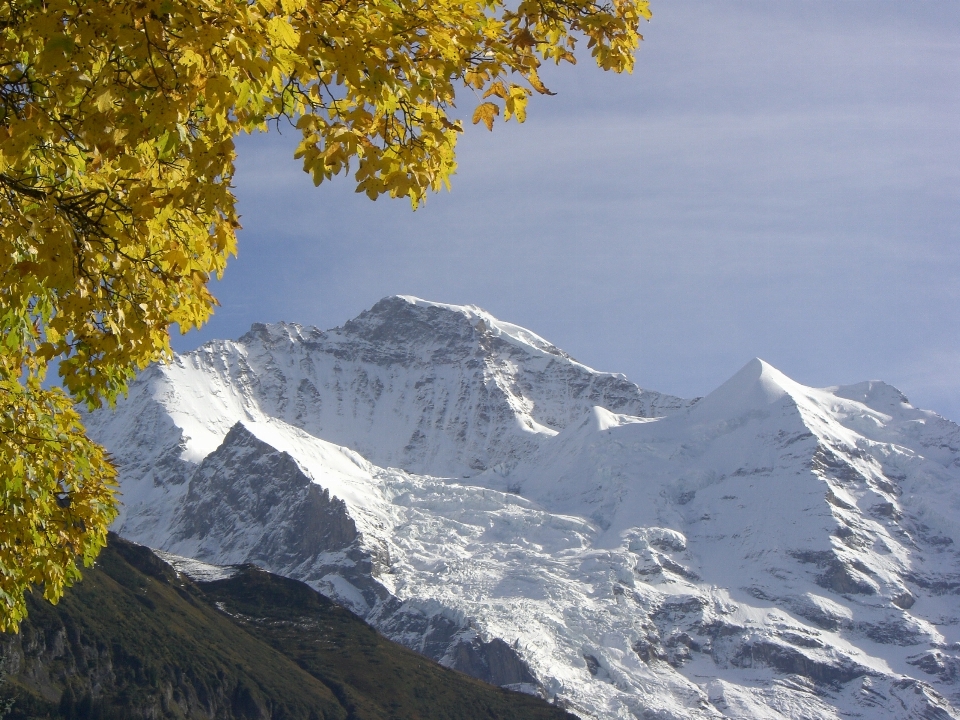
[[446, 637, 539, 688], [174, 423, 359, 564], [729, 640, 866, 686]]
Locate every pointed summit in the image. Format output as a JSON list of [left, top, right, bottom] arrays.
[[334, 295, 572, 363], [393, 296, 572, 359], [687, 358, 801, 423]]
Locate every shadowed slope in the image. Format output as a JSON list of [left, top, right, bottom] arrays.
[[0, 535, 576, 720]]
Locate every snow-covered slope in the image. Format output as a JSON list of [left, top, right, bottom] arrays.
[[88, 299, 960, 720], [87, 295, 686, 541]]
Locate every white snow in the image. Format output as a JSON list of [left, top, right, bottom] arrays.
[[241, 418, 393, 537], [396, 296, 571, 361], [154, 550, 239, 582], [88, 298, 960, 720]]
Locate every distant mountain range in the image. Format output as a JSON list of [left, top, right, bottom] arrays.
[[80, 296, 960, 719]]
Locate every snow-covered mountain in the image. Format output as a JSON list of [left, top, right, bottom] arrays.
[[88, 296, 960, 720]]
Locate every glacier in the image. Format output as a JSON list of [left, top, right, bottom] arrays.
[[86, 295, 960, 719]]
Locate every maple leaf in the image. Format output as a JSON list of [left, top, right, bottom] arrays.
[[472, 102, 500, 131]]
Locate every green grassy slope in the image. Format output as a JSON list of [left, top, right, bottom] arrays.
[[0, 536, 575, 720]]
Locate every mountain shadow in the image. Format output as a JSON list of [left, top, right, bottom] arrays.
[[0, 534, 575, 720]]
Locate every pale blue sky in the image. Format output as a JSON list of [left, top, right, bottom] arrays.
[[173, 2, 960, 420]]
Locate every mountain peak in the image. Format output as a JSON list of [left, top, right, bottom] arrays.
[[687, 357, 799, 422], [92, 296, 687, 483], [830, 379, 912, 415], [338, 295, 572, 362]]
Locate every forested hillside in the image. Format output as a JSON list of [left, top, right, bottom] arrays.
[[0, 534, 574, 720]]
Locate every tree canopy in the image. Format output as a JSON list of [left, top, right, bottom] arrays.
[[0, 0, 650, 630]]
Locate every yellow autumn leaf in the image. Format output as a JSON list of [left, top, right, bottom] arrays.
[[504, 84, 530, 122], [472, 101, 500, 131], [527, 68, 556, 95], [483, 81, 508, 99]]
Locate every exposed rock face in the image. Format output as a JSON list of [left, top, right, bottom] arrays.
[[446, 637, 539, 688], [173, 423, 360, 571], [87, 298, 960, 720]]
